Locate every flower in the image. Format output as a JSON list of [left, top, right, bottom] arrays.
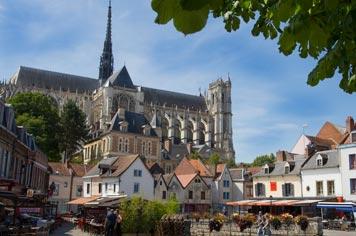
[[270, 215, 282, 230], [280, 213, 294, 226], [295, 215, 309, 231]]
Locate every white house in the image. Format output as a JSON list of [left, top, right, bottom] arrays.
[[301, 150, 342, 199], [211, 164, 233, 211], [83, 155, 154, 200], [339, 143, 356, 201]]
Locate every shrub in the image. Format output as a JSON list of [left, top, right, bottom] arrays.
[[270, 215, 282, 230], [239, 213, 256, 232], [232, 213, 241, 224], [280, 213, 294, 227], [209, 213, 225, 232], [295, 215, 309, 231]]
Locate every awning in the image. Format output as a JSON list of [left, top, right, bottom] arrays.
[[249, 200, 277, 206], [84, 195, 127, 207], [291, 199, 323, 206], [225, 200, 257, 206], [317, 202, 356, 212], [67, 196, 100, 205], [271, 200, 300, 206]]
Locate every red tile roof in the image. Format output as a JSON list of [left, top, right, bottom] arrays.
[[48, 162, 70, 176], [189, 159, 212, 177]]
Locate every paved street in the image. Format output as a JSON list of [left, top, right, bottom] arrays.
[[51, 223, 88, 236], [324, 230, 356, 236]]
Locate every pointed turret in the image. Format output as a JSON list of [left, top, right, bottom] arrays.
[[98, 0, 114, 85]]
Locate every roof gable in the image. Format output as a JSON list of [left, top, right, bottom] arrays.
[[189, 159, 212, 177], [317, 122, 345, 144], [107, 66, 135, 89]]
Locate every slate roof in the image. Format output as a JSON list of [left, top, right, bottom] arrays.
[[109, 110, 157, 136], [301, 150, 339, 170], [141, 87, 207, 111], [10, 66, 98, 93], [229, 168, 244, 180], [253, 158, 306, 177], [105, 66, 135, 89]]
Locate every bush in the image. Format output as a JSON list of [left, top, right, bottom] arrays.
[[120, 196, 179, 234], [280, 213, 294, 227], [209, 213, 225, 232], [270, 216, 282, 230], [239, 213, 256, 232], [295, 215, 309, 231]]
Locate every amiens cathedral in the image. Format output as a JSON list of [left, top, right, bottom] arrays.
[[0, 2, 235, 163]]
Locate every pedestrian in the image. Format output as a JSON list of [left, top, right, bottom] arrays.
[[262, 215, 271, 236], [105, 209, 116, 236], [114, 210, 122, 236]]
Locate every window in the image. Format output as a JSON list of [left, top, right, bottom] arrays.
[[105, 183, 108, 192], [255, 183, 265, 197], [148, 142, 151, 155], [284, 166, 290, 174], [316, 181, 323, 196], [76, 185, 83, 197], [134, 183, 140, 193], [223, 192, 230, 200], [283, 183, 294, 197], [327, 181, 335, 196], [351, 179, 356, 195], [162, 191, 166, 199], [349, 154, 356, 169], [223, 180, 230, 187], [264, 168, 269, 174], [188, 191, 193, 199], [124, 138, 129, 152], [195, 178, 201, 183], [53, 184, 60, 196], [160, 181, 162, 186], [86, 183, 90, 194], [201, 191, 205, 200], [114, 184, 116, 193], [119, 138, 123, 152], [64, 182, 68, 188], [98, 183, 102, 194], [134, 169, 142, 177], [317, 157, 323, 166]]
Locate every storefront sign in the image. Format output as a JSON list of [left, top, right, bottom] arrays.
[[17, 207, 42, 214]]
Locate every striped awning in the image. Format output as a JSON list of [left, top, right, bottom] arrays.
[[225, 200, 257, 206]]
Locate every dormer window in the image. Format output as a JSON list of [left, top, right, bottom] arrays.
[[351, 131, 356, 143], [119, 121, 128, 132], [316, 154, 327, 167], [264, 167, 269, 174], [284, 164, 290, 174], [317, 158, 323, 166]]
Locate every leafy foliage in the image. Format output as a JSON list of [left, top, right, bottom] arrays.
[[8, 92, 61, 161], [59, 100, 89, 161], [120, 196, 180, 233], [251, 153, 275, 167], [208, 153, 221, 165], [151, 0, 356, 93], [190, 150, 202, 160]]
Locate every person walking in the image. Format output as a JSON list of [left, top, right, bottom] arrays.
[[262, 215, 272, 236], [114, 210, 122, 236], [105, 209, 116, 236]]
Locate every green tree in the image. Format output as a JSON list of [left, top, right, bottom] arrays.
[[208, 153, 221, 166], [164, 195, 180, 214], [59, 100, 89, 161], [251, 153, 276, 167], [190, 150, 202, 160], [151, 0, 356, 93], [225, 158, 237, 168], [8, 92, 61, 161]]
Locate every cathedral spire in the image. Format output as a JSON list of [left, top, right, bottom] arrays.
[[99, 0, 114, 85]]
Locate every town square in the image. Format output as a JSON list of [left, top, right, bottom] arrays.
[[0, 0, 355, 235]]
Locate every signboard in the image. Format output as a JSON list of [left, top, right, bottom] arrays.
[[17, 207, 42, 214], [270, 182, 277, 191]]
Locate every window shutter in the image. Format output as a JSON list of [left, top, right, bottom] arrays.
[[262, 184, 265, 196], [282, 184, 285, 197], [255, 184, 258, 196], [290, 184, 294, 196]]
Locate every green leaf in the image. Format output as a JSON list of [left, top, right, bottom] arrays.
[[209, 0, 224, 10], [278, 31, 296, 55], [180, 0, 209, 11], [298, 0, 313, 11], [152, 0, 179, 24], [325, 0, 338, 11], [173, 6, 209, 35]]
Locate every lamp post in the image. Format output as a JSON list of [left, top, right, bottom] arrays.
[[269, 195, 273, 214]]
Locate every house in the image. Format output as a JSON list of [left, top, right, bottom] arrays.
[[230, 167, 255, 201], [301, 150, 342, 199], [48, 162, 92, 213], [0, 101, 49, 195], [253, 151, 306, 198], [83, 108, 160, 165], [211, 164, 233, 211], [83, 155, 154, 200], [338, 116, 356, 201], [154, 173, 172, 201]]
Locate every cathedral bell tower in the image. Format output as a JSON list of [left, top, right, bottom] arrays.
[[98, 0, 114, 85], [207, 78, 235, 160]]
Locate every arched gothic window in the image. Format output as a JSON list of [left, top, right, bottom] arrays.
[[199, 122, 205, 145], [161, 117, 169, 140], [112, 94, 135, 112]]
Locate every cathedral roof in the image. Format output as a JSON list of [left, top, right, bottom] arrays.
[[109, 110, 157, 136], [141, 87, 207, 111], [106, 66, 135, 89], [10, 66, 99, 93]]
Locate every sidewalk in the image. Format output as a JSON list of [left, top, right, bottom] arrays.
[[324, 229, 356, 236]]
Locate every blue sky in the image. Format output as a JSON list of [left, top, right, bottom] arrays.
[[0, 0, 355, 163]]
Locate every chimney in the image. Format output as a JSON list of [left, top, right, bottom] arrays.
[[187, 143, 193, 155], [276, 150, 286, 162], [164, 139, 172, 152], [346, 116, 355, 133]]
